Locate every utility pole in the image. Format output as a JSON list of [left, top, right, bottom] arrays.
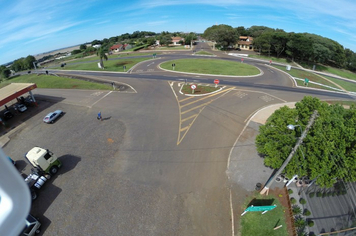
[[260, 110, 318, 195]]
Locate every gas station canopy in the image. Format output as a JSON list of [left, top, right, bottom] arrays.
[[0, 83, 37, 107]]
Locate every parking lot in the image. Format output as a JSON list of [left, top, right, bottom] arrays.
[[3, 98, 129, 235]]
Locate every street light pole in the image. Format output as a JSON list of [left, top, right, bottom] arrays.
[[260, 110, 318, 195]]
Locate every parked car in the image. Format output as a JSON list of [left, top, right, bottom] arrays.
[[16, 104, 28, 113], [3, 110, 14, 120], [43, 110, 63, 124], [21, 214, 41, 236], [236, 48, 241, 51]]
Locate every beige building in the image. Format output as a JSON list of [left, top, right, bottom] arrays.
[[237, 36, 254, 50]]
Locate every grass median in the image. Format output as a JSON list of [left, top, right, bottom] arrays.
[[0, 74, 112, 90], [51, 57, 151, 72], [160, 58, 260, 76]]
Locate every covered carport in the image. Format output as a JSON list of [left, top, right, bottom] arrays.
[[0, 83, 37, 108], [0, 83, 37, 125]]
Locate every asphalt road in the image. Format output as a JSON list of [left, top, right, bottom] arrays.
[[3, 43, 356, 235]]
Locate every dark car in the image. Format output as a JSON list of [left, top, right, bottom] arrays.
[[236, 48, 241, 51], [3, 111, 14, 120]]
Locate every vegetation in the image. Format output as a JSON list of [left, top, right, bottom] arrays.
[[10, 55, 36, 72], [0, 74, 111, 90], [53, 57, 150, 72], [240, 194, 288, 236], [308, 220, 314, 227], [290, 198, 297, 204], [195, 50, 214, 56], [160, 59, 260, 76], [303, 209, 311, 216], [288, 189, 293, 194], [292, 205, 302, 215], [299, 198, 307, 205], [96, 47, 108, 68], [256, 96, 356, 187], [0, 65, 11, 79], [309, 192, 315, 198], [181, 84, 220, 94], [203, 24, 239, 49]]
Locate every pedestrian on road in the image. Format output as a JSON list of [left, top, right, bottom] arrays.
[[97, 111, 102, 121]]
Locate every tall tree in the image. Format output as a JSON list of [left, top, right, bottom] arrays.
[[203, 24, 239, 48], [96, 47, 108, 69], [256, 96, 356, 187]]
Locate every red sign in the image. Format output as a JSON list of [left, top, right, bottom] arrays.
[[214, 79, 219, 84]]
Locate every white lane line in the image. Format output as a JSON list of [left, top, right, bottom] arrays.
[[230, 189, 234, 236], [89, 91, 113, 108]]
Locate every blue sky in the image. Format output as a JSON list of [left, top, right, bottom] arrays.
[[1, 0, 356, 65]]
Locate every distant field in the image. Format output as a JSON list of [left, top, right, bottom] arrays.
[[160, 58, 260, 76], [0, 74, 111, 90]]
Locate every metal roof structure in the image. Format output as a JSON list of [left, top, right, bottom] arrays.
[[0, 83, 37, 107]]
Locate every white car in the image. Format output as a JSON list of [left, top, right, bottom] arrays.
[[16, 104, 27, 112], [43, 110, 63, 123]]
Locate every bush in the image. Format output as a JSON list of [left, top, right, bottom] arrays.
[[317, 191, 322, 197], [290, 198, 297, 204], [294, 217, 306, 228], [309, 192, 315, 198], [308, 220, 314, 227], [299, 198, 307, 204], [288, 189, 293, 194], [303, 209, 311, 216], [292, 205, 302, 215]]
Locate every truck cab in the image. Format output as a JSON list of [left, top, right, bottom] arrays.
[[25, 147, 62, 176]]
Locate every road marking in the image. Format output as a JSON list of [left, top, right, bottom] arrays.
[[170, 81, 235, 145], [89, 91, 113, 108], [230, 189, 234, 236], [147, 62, 155, 67]]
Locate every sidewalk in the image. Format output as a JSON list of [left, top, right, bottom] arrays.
[[227, 102, 296, 192]]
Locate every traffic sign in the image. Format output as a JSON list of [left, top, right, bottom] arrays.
[[190, 84, 197, 90], [214, 79, 219, 84]]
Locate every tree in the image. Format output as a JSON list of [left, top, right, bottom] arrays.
[[184, 33, 197, 45], [235, 26, 248, 36], [72, 49, 82, 55], [80, 44, 87, 50], [256, 96, 356, 187], [96, 47, 108, 69], [203, 24, 239, 49], [0, 65, 11, 79], [159, 35, 172, 46], [24, 55, 36, 70]]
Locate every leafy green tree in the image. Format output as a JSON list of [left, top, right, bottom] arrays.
[[256, 96, 356, 187], [0, 65, 11, 79], [72, 49, 82, 55], [96, 47, 108, 69], [24, 55, 36, 70], [146, 37, 156, 46], [159, 35, 172, 46], [203, 24, 239, 48], [235, 26, 248, 36], [80, 44, 87, 50], [184, 33, 197, 45]]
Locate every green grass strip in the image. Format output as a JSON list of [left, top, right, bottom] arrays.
[[161, 58, 260, 76], [0, 74, 111, 90]]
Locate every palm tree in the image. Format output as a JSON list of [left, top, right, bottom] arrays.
[[96, 48, 108, 69]]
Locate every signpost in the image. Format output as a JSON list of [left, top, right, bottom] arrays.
[[172, 63, 176, 70], [123, 65, 126, 72], [214, 79, 219, 88], [153, 53, 156, 58], [190, 84, 197, 94], [241, 58, 244, 63]]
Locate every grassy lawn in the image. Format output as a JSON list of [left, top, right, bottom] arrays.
[[195, 50, 214, 56], [0, 74, 112, 90], [248, 55, 291, 65], [272, 65, 347, 91], [240, 194, 289, 236], [155, 46, 190, 50], [160, 59, 260, 76], [181, 84, 219, 94], [51, 57, 151, 72]]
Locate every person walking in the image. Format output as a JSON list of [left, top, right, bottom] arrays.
[[97, 111, 102, 121]]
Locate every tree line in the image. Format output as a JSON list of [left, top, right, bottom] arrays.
[[203, 24, 356, 72], [256, 96, 356, 187]]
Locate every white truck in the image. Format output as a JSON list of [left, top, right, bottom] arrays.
[[24, 147, 62, 176]]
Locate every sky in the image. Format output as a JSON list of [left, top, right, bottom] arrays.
[[1, 0, 356, 65]]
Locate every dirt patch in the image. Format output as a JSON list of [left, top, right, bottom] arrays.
[[270, 187, 296, 236]]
